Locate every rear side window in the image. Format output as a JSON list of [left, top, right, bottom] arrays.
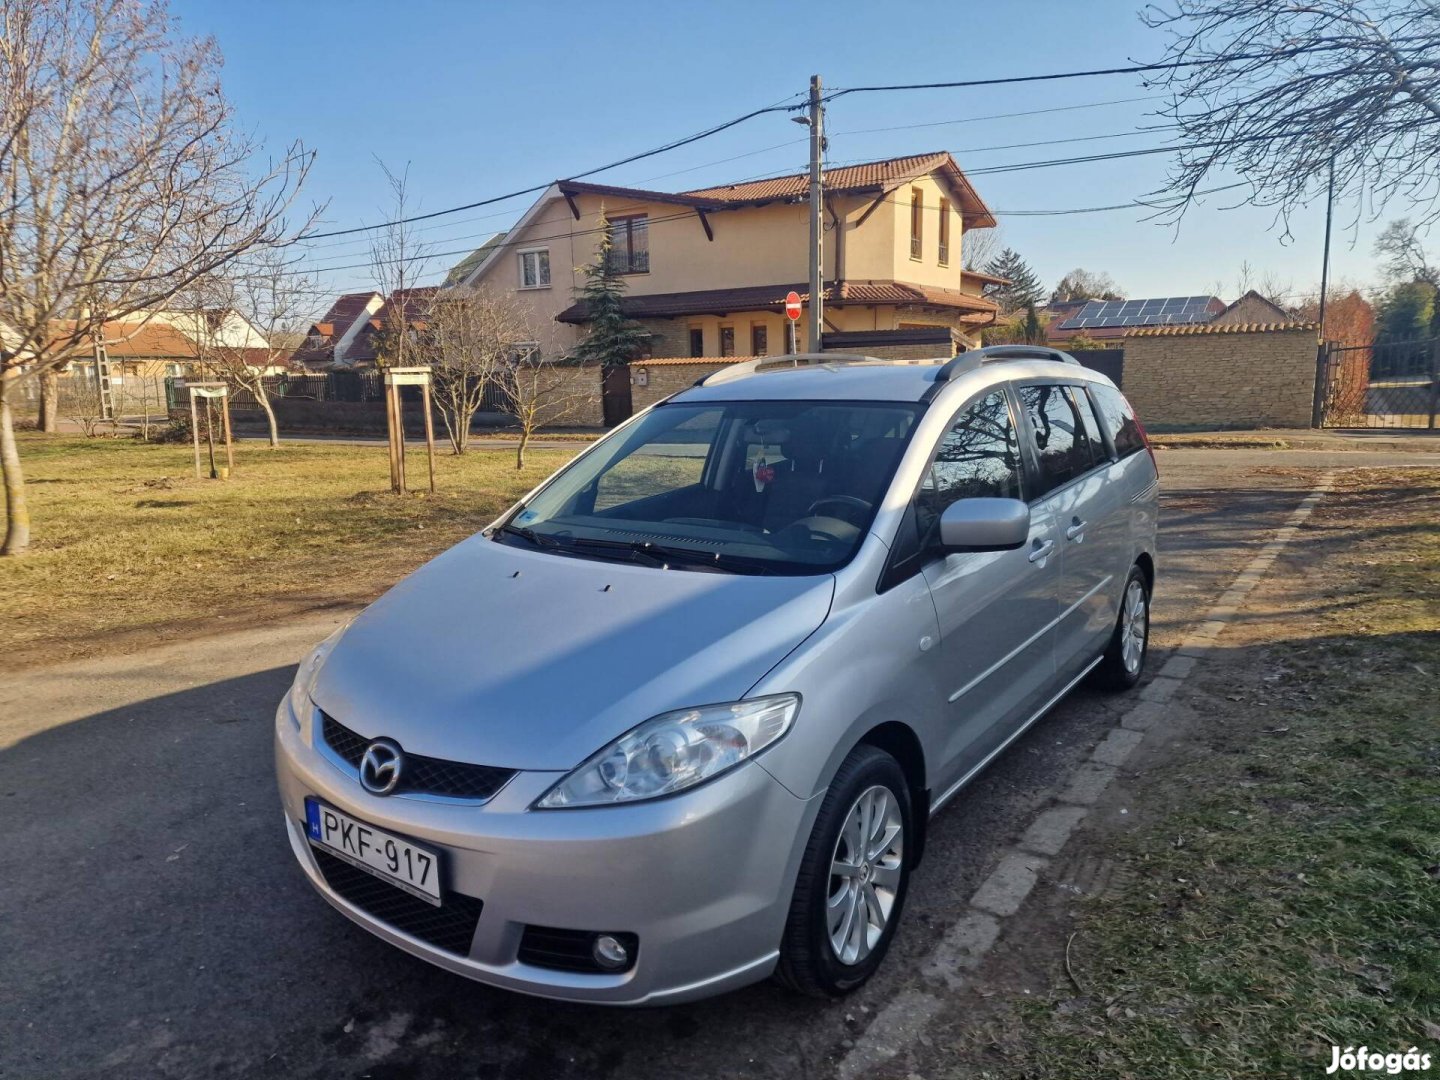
[[915, 391, 1023, 542], [1019, 384, 1096, 497], [1087, 383, 1146, 458]]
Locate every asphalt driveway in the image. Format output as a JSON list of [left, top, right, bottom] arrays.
[[2, 447, 1435, 1080]]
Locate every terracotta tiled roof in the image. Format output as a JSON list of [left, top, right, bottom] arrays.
[[1125, 321, 1317, 337], [681, 152, 996, 228], [556, 280, 998, 323], [99, 320, 199, 359]]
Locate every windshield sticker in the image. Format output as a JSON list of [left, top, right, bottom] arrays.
[[516, 509, 539, 524]]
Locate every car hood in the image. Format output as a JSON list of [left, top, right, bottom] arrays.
[[311, 534, 835, 771]]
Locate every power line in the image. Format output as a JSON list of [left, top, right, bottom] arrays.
[[829, 94, 1161, 136], [292, 95, 807, 243]]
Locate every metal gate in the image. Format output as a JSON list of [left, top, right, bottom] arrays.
[[1318, 337, 1439, 429], [602, 365, 633, 428]]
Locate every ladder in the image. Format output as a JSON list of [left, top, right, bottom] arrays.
[[94, 340, 114, 420]]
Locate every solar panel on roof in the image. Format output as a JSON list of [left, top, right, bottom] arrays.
[[1055, 294, 1221, 330]]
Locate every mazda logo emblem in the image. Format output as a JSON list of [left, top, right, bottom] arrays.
[[359, 738, 404, 796]]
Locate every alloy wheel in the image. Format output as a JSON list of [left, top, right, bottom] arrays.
[[827, 785, 904, 965], [1121, 578, 1148, 673]]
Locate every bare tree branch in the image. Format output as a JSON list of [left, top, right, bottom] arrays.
[[1143, 0, 1440, 226]]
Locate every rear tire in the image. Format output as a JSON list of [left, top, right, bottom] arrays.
[[775, 745, 913, 998], [1094, 565, 1150, 691]]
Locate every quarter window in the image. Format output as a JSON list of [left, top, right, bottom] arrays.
[[1068, 386, 1107, 469], [915, 391, 1023, 543], [1019, 384, 1093, 496], [1087, 383, 1146, 458], [605, 215, 649, 274], [518, 249, 550, 289]]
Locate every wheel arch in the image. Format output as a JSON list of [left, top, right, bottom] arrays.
[[856, 720, 930, 867]]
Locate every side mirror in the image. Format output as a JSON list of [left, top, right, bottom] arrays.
[[938, 498, 1030, 552]]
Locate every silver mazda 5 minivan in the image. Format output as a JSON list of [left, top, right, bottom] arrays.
[[275, 345, 1159, 1004]]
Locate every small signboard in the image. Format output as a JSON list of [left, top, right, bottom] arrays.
[[384, 366, 432, 387], [784, 291, 803, 321]]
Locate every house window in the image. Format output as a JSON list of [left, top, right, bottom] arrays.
[[507, 341, 541, 363], [606, 215, 649, 274], [938, 198, 951, 266], [518, 249, 550, 289], [719, 325, 735, 357], [751, 323, 768, 356], [910, 189, 923, 260], [689, 327, 705, 357]]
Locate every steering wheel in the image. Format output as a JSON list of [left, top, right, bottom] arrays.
[[806, 495, 872, 525]]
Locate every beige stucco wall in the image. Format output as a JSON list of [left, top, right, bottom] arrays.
[[629, 361, 736, 411], [1122, 328, 1319, 429], [467, 170, 993, 358]]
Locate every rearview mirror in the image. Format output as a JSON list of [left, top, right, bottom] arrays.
[[938, 498, 1030, 553]]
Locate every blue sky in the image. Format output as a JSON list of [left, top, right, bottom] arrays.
[[178, 0, 1396, 305]]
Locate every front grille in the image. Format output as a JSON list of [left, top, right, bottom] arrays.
[[311, 847, 482, 956], [321, 713, 516, 801], [518, 926, 639, 974]]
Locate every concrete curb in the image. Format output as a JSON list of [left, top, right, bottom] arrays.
[[835, 470, 1338, 1078]]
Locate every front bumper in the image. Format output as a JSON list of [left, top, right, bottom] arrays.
[[275, 703, 819, 1005]]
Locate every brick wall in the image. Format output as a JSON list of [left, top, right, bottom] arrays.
[[630, 361, 739, 410], [1123, 327, 1319, 429], [542, 362, 605, 426]]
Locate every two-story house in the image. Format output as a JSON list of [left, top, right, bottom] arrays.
[[454, 151, 1002, 359]]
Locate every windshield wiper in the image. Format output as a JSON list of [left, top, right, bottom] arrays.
[[568, 537, 771, 575], [495, 523, 562, 550]]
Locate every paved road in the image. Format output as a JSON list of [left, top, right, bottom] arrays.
[[1, 448, 1435, 1080]]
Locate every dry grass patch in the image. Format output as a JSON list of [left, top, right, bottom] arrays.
[[0, 433, 577, 666]]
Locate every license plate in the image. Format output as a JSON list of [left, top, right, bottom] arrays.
[[305, 799, 442, 905]]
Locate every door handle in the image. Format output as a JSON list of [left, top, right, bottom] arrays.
[[1066, 518, 1087, 541], [1028, 539, 1055, 563]]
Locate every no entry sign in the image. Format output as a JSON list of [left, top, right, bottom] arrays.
[[784, 291, 802, 321]]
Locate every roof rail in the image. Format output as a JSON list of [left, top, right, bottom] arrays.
[[694, 352, 884, 387], [931, 343, 1080, 385]]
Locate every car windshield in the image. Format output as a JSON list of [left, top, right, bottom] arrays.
[[496, 400, 922, 575]]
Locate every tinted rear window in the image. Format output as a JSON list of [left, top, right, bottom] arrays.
[[1087, 383, 1146, 458]]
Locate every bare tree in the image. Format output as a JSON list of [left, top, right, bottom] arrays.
[[1374, 218, 1438, 285], [962, 225, 1003, 272], [497, 353, 595, 470], [182, 248, 319, 447], [426, 287, 533, 455], [1050, 268, 1125, 303], [1143, 0, 1440, 225], [368, 159, 432, 370], [0, 0, 316, 555]]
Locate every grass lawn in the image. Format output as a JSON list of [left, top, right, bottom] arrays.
[[932, 469, 1440, 1079], [0, 432, 578, 666]]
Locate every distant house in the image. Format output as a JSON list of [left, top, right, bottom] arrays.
[[452, 151, 1002, 359], [1210, 289, 1294, 325], [1047, 296, 1227, 344], [291, 291, 384, 370], [343, 287, 439, 367]]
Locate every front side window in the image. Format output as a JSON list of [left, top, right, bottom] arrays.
[[605, 215, 649, 274], [915, 391, 1022, 543], [1019, 384, 1096, 497], [519, 249, 550, 289], [499, 401, 921, 575], [1087, 383, 1146, 458]]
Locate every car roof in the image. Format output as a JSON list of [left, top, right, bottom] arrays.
[[669, 351, 1109, 406]]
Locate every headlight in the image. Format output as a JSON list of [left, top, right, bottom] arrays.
[[535, 694, 800, 809], [285, 628, 345, 730]]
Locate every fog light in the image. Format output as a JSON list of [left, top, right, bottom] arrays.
[[592, 934, 629, 970]]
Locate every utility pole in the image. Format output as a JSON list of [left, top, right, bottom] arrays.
[[1310, 155, 1337, 428], [806, 74, 824, 352]]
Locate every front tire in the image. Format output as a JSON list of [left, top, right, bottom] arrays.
[[1094, 565, 1150, 691], [775, 745, 913, 997]]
